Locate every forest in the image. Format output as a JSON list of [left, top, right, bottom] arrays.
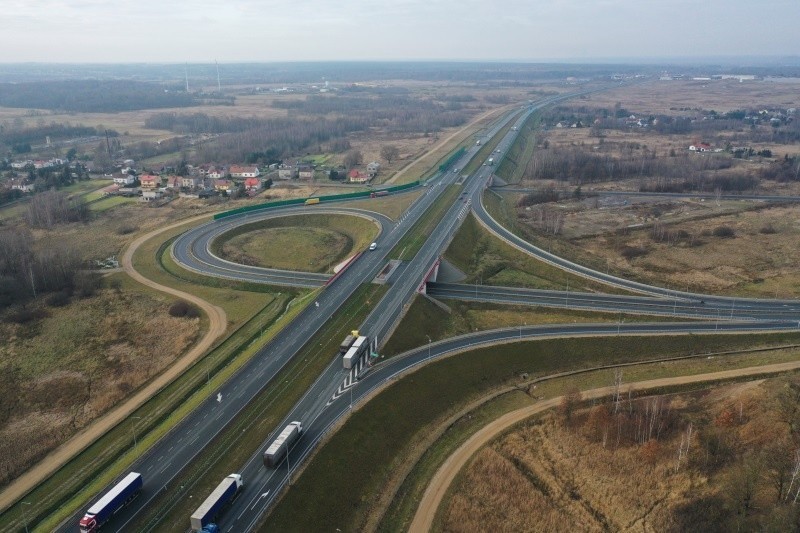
[[0, 80, 196, 112]]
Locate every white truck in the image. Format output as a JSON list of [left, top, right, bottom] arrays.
[[190, 474, 243, 532], [343, 335, 368, 369], [263, 421, 303, 467]]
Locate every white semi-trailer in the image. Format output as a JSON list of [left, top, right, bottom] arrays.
[[343, 335, 368, 369], [189, 474, 243, 532], [263, 421, 303, 467]]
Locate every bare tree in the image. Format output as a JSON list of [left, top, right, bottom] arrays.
[[380, 145, 400, 164], [343, 149, 363, 169], [558, 388, 582, 426], [612, 369, 624, 414]]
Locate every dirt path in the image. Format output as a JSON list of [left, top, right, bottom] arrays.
[[386, 105, 513, 185], [0, 215, 228, 511], [410, 360, 800, 531]]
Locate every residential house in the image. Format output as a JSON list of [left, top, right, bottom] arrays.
[[214, 179, 234, 192], [102, 184, 120, 196], [347, 169, 370, 184], [165, 175, 182, 189], [367, 161, 381, 177], [689, 143, 712, 152], [181, 176, 202, 189], [278, 164, 297, 180], [10, 179, 34, 193], [244, 177, 262, 192], [229, 165, 260, 179], [139, 174, 161, 189], [141, 189, 164, 202], [113, 173, 136, 186], [297, 164, 314, 180], [207, 166, 225, 179]]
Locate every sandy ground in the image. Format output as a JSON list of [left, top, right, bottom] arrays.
[[410, 360, 800, 532], [0, 215, 228, 512]]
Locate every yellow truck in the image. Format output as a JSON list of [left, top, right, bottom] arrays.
[[305, 197, 320, 205]]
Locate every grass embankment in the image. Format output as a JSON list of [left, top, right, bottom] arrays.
[[210, 213, 379, 273], [261, 332, 800, 532], [134, 218, 276, 325], [390, 184, 462, 261], [462, 116, 516, 176], [339, 189, 423, 221], [135, 283, 387, 531], [446, 211, 626, 293], [495, 112, 540, 185], [382, 296, 669, 357]]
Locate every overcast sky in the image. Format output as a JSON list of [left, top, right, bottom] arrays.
[[3, 0, 798, 63]]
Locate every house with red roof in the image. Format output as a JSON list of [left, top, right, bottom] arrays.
[[347, 169, 369, 184], [139, 174, 161, 189], [244, 177, 262, 191]]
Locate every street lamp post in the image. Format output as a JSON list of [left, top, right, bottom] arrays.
[[426, 335, 432, 362], [21, 501, 31, 533], [132, 416, 141, 449]]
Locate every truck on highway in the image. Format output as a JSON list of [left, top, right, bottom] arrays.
[[190, 474, 243, 532], [305, 197, 320, 205], [370, 190, 389, 198], [339, 334, 355, 354], [343, 335, 368, 369], [79, 472, 143, 533], [264, 421, 303, 467], [487, 158, 494, 166]]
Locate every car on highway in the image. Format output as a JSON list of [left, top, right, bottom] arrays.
[[369, 242, 377, 251]]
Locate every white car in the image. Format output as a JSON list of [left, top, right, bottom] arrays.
[[369, 242, 377, 251]]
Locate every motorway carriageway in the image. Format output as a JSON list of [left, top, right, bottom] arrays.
[[62, 97, 533, 532], [427, 282, 800, 323]]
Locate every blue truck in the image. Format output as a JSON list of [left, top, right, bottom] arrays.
[[190, 474, 243, 531], [79, 472, 143, 532]]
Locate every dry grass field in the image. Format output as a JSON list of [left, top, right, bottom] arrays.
[[442, 376, 800, 532], [494, 78, 800, 297], [0, 286, 200, 486], [585, 79, 800, 116]]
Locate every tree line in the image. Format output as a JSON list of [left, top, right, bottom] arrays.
[[0, 80, 196, 113], [271, 92, 469, 134]]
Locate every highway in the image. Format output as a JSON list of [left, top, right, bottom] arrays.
[[171, 207, 395, 288], [61, 86, 800, 533], [62, 98, 532, 532], [493, 187, 800, 203], [427, 282, 800, 322]]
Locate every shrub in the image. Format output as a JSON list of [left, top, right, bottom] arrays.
[[7, 306, 49, 324], [759, 223, 777, 234], [620, 245, 649, 259], [73, 271, 101, 298], [46, 290, 71, 307], [169, 299, 200, 318], [116, 224, 136, 235], [712, 225, 736, 238]]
